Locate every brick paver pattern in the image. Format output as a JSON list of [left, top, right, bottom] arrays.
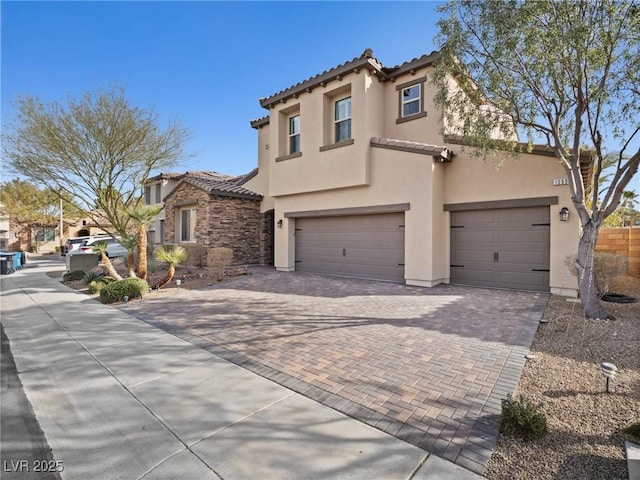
[[122, 267, 546, 475]]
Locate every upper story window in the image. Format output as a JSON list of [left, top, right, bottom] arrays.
[[334, 96, 352, 142], [155, 183, 162, 204], [144, 186, 151, 205], [396, 75, 427, 124], [289, 115, 300, 154], [401, 85, 421, 117]]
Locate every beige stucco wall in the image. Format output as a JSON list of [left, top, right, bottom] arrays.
[[250, 59, 579, 295], [442, 149, 580, 295]]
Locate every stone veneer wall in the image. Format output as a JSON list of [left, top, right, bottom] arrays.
[[164, 182, 272, 265], [595, 227, 640, 277]]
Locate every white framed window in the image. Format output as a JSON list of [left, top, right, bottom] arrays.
[[401, 84, 421, 117], [179, 208, 196, 243], [289, 115, 300, 154], [334, 96, 352, 142]]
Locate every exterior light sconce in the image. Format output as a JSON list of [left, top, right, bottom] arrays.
[[600, 362, 618, 393], [277, 219, 283, 228], [559, 207, 570, 222]]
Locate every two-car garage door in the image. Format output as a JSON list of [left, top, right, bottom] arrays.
[[294, 213, 405, 282], [450, 206, 550, 291]]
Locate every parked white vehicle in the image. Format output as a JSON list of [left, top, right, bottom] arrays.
[[68, 236, 128, 259]]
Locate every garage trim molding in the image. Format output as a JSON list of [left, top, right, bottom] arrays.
[[285, 203, 410, 218], [443, 196, 558, 212]]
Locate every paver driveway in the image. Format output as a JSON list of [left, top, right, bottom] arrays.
[[121, 267, 548, 475]]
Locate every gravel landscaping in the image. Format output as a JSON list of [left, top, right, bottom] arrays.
[[486, 275, 640, 480]]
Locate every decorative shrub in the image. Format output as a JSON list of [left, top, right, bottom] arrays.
[[624, 421, 640, 441], [501, 394, 548, 439], [594, 253, 628, 293], [180, 244, 205, 267], [63, 270, 86, 282], [207, 247, 234, 280], [87, 276, 116, 294], [83, 271, 103, 284], [564, 252, 628, 294], [99, 278, 149, 304]]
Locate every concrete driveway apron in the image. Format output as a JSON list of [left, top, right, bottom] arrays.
[[122, 266, 548, 475]]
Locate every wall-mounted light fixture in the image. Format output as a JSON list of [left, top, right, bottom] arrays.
[[277, 219, 283, 228], [559, 207, 570, 222]]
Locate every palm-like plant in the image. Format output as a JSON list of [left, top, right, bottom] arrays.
[[127, 205, 163, 280], [119, 235, 138, 278], [154, 246, 187, 289], [90, 241, 123, 280]]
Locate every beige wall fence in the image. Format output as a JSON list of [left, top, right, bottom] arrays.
[[595, 227, 640, 277]]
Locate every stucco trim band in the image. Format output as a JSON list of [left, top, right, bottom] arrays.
[[443, 196, 559, 212], [284, 203, 411, 218]]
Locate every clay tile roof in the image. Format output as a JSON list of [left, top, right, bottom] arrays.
[[259, 48, 384, 109], [253, 49, 441, 126], [370, 137, 453, 161], [182, 172, 262, 200]]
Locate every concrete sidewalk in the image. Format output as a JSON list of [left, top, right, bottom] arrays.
[[0, 257, 484, 479]]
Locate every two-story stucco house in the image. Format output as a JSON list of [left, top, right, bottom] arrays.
[[243, 49, 583, 295]]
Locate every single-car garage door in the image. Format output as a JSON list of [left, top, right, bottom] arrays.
[[450, 207, 550, 291], [295, 213, 405, 282]]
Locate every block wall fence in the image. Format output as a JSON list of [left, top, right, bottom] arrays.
[[595, 227, 640, 277]]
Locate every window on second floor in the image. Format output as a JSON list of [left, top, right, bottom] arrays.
[[401, 84, 421, 117], [396, 75, 427, 124], [289, 115, 300, 154], [334, 96, 352, 143], [144, 186, 151, 205], [155, 183, 162, 204]]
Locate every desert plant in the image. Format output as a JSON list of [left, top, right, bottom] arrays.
[[89, 241, 123, 280], [125, 205, 163, 280], [593, 253, 628, 294], [119, 235, 138, 278], [63, 270, 85, 282], [82, 271, 103, 284], [501, 394, 548, 440], [154, 245, 187, 289], [99, 277, 149, 304], [624, 421, 640, 442], [87, 276, 116, 294]]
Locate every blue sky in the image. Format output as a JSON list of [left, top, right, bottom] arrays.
[[1, 1, 443, 176], [2, 0, 638, 194]]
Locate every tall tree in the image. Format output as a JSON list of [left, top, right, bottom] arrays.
[[0, 179, 70, 248], [2, 86, 190, 238], [434, 0, 640, 318]]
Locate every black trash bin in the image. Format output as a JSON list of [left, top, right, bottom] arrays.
[[0, 256, 7, 275]]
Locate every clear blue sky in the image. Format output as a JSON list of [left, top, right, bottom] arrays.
[[1, 0, 443, 176], [2, 0, 638, 194]]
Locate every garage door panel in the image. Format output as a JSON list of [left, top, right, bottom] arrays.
[[451, 207, 550, 291], [295, 213, 405, 282]]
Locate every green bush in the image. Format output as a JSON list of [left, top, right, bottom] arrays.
[[63, 270, 86, 282], [624, 421, 640, 441], [83, 271, 103, 284], [501, 394, 548, 440], [87, 277, 115, 294], [99, 278, 149, 304]]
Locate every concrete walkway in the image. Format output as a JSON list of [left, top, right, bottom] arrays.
[[0, 257, 482, 480]]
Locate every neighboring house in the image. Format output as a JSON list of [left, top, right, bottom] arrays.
[[157, 171, 273, 265], [243, 48, 586, 295]]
